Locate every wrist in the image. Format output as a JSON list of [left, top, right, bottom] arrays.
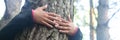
[[32, 9, 36, 22], [69, 27, 79, 36]]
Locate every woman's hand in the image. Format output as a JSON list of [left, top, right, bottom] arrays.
[[33, 5, 61, 28], [55, 15, 78, 35]]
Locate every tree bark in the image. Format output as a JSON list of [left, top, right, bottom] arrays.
[[96, 0, 110, 40], [15, 0, 74, 40]]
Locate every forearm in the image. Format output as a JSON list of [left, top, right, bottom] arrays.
[[0, 5, 34, 40]]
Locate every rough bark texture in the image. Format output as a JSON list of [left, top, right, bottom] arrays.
[[96, 0, 110, 40], [16, 0, 74, 40]]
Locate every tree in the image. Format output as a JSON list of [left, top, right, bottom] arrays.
[[96, 0, 110, 40], [14, 0, 74, 40], [89, 0, 95, 40], [0, 0, 22, 30]]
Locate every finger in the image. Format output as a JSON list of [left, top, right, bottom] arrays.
[[56, 21, 69, 26], [48, 13, 61, 17], [55, 21, 59, 27], [59, 30, 69, 34], [41, 21, 53, 28], [68, 14, 72, 22], [56, 26, 70, 30], [48, 13, 68, 22], [55, 17, 69, 23], [44, 18, 56, 25], [47, 16, 61, 21], [61, 18, 68, 23], [40, 5, 48, 10]]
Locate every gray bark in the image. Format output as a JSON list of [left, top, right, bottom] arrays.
[[96, 0, 110, 40], [15, 0, 74, 40]]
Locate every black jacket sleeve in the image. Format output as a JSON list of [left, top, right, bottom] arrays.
[[0, 1, 34, 40], [68, 28, 83, 40]]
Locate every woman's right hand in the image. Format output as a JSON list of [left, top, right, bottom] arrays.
[[33, 5, 61, 28]]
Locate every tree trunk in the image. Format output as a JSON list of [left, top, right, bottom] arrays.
[[96, 0, 110, 40], [89, 0, 95, 40], [15, 0, 74, 40]]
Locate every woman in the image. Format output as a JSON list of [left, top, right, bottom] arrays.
[[0, 0, 83, 40]]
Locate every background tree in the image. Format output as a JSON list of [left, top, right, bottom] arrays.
[[0, 0, 22, 30], [14, 0, 74, 40], [89, 0, 96, 40], [96, 0, 110, 40]]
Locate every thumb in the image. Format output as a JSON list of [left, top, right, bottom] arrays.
[[40, 5, 48, 10]]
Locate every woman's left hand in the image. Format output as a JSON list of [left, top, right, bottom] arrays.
[[55, 15, 78, 36]]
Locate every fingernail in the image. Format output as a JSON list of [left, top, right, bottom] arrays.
[[59, 20, 62, 21], [55, 25, 58, 27], [50, 26, 53, 28], [59, 30, 62, 32], [58, 15, 61, 17], [55, 25, 57, 27], [55, 24, 57, 27], [53, 20, 56, 23]]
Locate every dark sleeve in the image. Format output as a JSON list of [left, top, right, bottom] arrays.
[[68, 28, 83, 40], [0, 1, 34, 40]]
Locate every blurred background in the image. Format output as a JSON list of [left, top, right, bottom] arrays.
[[74, 0, 120, 40], [0, 0, 120, 40]]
